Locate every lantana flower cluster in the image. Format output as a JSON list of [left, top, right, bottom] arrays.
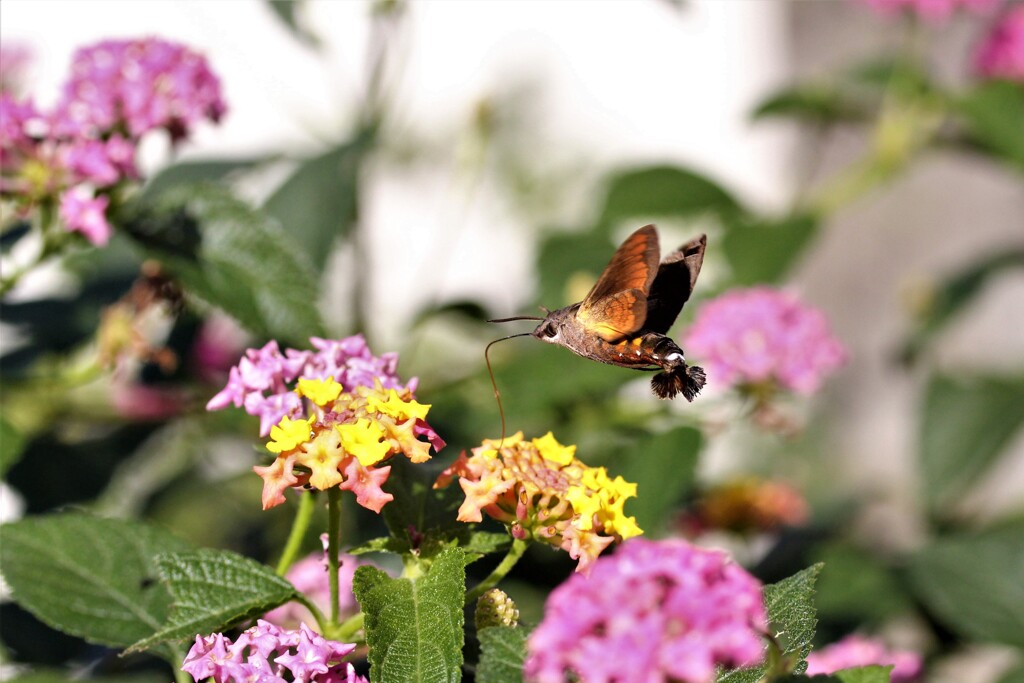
[[806, 634, 923, 682], [681, 476, 809, 536], [973, 5, 1024, 81], [208, 336, 443, 512], [435, 432, 642, 573], [182, 620, 366, 683], [1, 37, 225, 245], [684, 286, 846, 396], [524, 538, 768, 683]]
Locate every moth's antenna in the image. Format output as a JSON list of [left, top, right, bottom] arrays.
[[488, 316, 545, 323], [484, 332, 532, 447]]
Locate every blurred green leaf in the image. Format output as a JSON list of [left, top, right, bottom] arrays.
[[122, 183, 326, 345], [265, 0, 320, 47], [722, 214, 819, 285], [900, 250, 1024, 364], [11, 673, 164, 683], [263, 139, 368, 273], [354, 547, 468, 683], [834, 667, 893, 683], [813, 543, 911, 623], [128, 548, 297, 653], [958, 81, 1024, 171], [412, 300, 493, 329], [598, 165, 745, 233], [476, 625, 528, 683], [719, 564, 823, 682], [615, 426, 701, 535], [381, 458, 468, 555], [0, 514, 190, 651], [464, 531, 511, 556], [753, 85, 866, 123], [0, 415, 26, 476], [909, 522, 1024, 647], [537, 230, 623, 309], [920, 373, 1024, 513], [142, 156, 271, 199], [996, 663, 1024, 683]]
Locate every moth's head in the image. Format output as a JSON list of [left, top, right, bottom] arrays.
[[532, 317, 561, 344]]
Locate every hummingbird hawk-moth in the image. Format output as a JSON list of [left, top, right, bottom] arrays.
[[494, 225, 707, 400]]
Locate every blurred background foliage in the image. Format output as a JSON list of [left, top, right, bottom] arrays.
[[1, 0, 1023, 681]]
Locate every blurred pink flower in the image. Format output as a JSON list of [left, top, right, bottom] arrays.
[[525, 538, 767, 683], [265, 540, 363, 631], [111, 382, 186, 421], [0, 43, 31, 94], [856, 0, 998, 22], [59, 188, 112, 246], [683, 286, 846, 395], [806, 634, 923, 682], [973, 6, 1024, 81]]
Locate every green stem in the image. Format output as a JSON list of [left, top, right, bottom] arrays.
[[327, 487, 343, 624], [335, 612, 365, 642], [296, 593, 331, 636], [464, 538, 528, 605], [276, 491, 318, 576], [168, 642, 191, 683]]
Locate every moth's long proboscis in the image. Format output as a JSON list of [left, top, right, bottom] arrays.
[[484, 332, 532, 448]]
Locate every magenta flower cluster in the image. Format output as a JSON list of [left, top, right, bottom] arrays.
[[973, 5, 1024, 81], [524, 538, 768, 683], [207, 335, 416, 436], [683, 286, 846, 395], [0, 37, 225, 246], [182, 620, 366, 683], [856, 0, 997, 23], [805, 634, 923, 682]]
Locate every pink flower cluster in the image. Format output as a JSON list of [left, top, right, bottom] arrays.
[[973, 6, 1024, 81], [524, 538, 768, 683], [207, 335, 416, 436], [855, 0, 997, 23], [805, 634, 923, 682], [683, 286, 846, 395], [1, 37, 225, 246], [182, 620, 366, 683], [264, 537, 364, 630]]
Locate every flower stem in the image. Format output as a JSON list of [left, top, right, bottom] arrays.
[[168, 642, 191, 683], [296, 593, 331, 636], [464, 538, 528, 605], [327, 487, 343, 624], [335, 612, 365, 642], [275, 491, 318, 576]]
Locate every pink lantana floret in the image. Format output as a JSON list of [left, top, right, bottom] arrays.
[[683, 286, 846, 395], [805, 634, 923, 683], [59, 188, 112, 246], [524, 538, 768, 683]]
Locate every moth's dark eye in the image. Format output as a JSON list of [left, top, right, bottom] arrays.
[[543, 325, 557, 338]]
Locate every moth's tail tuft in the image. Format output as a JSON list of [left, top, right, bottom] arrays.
[[651, 364, 706, 401]]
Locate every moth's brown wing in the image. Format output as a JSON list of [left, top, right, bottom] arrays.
[[644, 233, 706, 335], [576, 225, 660, 342]]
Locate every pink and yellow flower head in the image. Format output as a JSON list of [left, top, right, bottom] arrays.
[[434, 432, 641, 573], [255, 376, 444, 513]]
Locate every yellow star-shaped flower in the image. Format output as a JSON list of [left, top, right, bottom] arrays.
[[533, 432, 576, 466], [367, 388, 430, 421], [296, 377, 343, 407], [337, 418, 390, 467], [267, 415, 315, 453], [297, 429, 345, 490]]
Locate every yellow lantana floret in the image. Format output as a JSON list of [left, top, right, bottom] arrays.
[[367, 388, 430, 421], [533, 432, 576, 466], [267, 415, 315, 453], [296, 377, 343, 407], [337, 418, 390, 466]]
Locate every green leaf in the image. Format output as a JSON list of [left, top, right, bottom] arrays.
[[615, 426, 701, 535], [263, 139, 368, 273], [128, 548, 297, 652], [812, 543, 911, 622], [142, 156, 271, 200], [996, 662, 1024, 683], [899, 250, 1024, 364], [834, 666, 893, 683], [0, 415, 26, 476], [908, 522, 1024, 647], [753, 85, 865, 123], [598, 165, 745, 232], [0, 513, 190, 649], [476, 625, 528, 683], [122, 183, 326, 345], [354, 547, 468, 683], [958, 81, 1024, 171], [722, 214, 819, 285], [463, 532, 511, 556], [718, 564, 823, 682], [920, 373, 1024, 513]]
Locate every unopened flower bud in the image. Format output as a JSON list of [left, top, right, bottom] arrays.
[[474, 588, 519, 630]]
